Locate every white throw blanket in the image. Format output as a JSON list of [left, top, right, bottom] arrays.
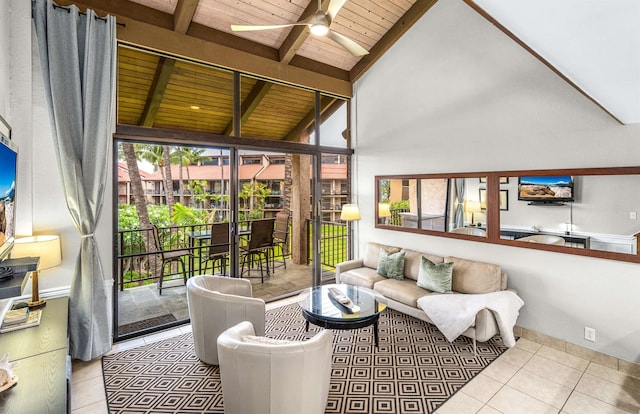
[[416, 291, 524, 347]]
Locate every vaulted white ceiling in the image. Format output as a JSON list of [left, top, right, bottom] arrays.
[[474, 0, 640, 124]]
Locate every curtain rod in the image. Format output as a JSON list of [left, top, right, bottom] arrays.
[[50, 2, 126, 27]]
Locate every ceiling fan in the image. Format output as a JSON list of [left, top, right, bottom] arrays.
[[230, 0, 369, 57]]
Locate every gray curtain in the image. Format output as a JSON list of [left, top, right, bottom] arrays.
[[455, 179, 466, 228], [33, 0, 116, 360]]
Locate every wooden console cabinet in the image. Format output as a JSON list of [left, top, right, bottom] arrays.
[[0, 296, 70, 413]]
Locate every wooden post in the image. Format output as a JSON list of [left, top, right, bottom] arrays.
[[291, 153, 311, 264]]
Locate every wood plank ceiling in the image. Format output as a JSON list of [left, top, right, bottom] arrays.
[[61, 0, 439, 141]]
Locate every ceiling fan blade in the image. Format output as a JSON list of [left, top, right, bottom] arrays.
[[326, 0, 348, 19], [326, 30, 369, 56], [231, 23, 306, 32]]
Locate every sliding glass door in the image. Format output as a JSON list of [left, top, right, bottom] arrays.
[[114, 142, 321, 340]]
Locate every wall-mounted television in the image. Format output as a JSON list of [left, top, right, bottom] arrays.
[[0, 132, 17, 263], [518, 176, 574, 203]]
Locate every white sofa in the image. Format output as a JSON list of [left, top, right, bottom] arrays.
[[336, 242, 510, 345]]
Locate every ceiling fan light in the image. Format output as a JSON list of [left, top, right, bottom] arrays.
[[310, 24, 329, 36]]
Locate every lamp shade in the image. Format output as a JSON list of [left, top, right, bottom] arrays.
[[340, 204, 361, 221], [378, 203, 391, 218], [11, 235, 62, 270], [464, 200, 482, 214]]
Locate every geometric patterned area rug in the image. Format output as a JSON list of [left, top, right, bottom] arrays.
[[103, 303, 508, 413]]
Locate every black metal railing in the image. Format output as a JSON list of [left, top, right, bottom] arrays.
[[312, 220, 347, 270], [117, 220, 348, 291], [390, 207, 409, 226], [117, 224, 209, 291]]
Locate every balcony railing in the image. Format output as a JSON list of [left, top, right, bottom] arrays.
[[116, 220, 348, 291]]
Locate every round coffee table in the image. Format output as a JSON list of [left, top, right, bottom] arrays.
[[298, 284, 387, 347]]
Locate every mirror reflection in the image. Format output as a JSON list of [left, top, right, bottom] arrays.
[[377, 177, 487, 237], [501, 175, 640, 254], [377, 172, 640, 260]]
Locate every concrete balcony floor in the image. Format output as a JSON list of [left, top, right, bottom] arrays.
[[116, 261, 333, 337]]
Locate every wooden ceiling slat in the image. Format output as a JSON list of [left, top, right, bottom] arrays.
[[117, 16, 353, 96]]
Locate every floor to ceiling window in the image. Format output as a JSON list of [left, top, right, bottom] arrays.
[[113, 45, 352, 340]]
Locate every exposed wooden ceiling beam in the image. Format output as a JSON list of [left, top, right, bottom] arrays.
[[350, 0, 439, 82], [279, 0, 331, 64], [63, 0, 352, 97], [139, 0, 200, 128], [223, 81, 273, 135], [117, 16, 353, 97], [283, 95, 338, 142], [235, 1, 335, 139], [173, 0, 200, 34], [140, 57, 176, 127]]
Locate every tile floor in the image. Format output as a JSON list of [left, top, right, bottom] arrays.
[[72, 298, 640, 414]]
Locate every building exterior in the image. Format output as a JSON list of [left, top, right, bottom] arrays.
[[117, 153, 349, 222]]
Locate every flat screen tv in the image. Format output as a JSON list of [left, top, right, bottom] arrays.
[[0, 134, 17, 263], [518, 176, 574, 203]]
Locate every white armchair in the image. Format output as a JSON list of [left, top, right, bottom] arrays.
[[217, 321, 333, 414], [186, 275, 265, 365]]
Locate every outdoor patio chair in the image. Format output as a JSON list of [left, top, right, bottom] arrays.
[[271, 212, 290, 272], [200, 222, 230, 275], [151, 225, 194, 295], [240, 218, 275, 282], [217, 320, 333, 414], [187, 275, 265, 365]]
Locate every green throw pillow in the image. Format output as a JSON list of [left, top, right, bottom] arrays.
[[417, 256, 453, 293], [377, 249, 406, 280]]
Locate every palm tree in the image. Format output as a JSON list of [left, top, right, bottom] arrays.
[[138, 144, 176, 214], [173, 147, 211, 207], [119, 143, 151, 232]]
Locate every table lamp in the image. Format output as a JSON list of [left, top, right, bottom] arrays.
[[464, 200, 482, 226], [11, 235, 61, 309], [378, 203, 391, 224]]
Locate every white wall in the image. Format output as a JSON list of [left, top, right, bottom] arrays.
[[353, 0, 640, 363], [2, 2, 113, 313]]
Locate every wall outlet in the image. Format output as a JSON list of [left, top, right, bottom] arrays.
[[630, 211, 637, 220], [584, 326, 596, 342]]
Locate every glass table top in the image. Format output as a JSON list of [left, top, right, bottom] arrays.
[[298, 284, 387, 322]]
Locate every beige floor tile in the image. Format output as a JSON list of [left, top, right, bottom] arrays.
[[587, 363, 640, 391], [507, 368, 573, 409], [477, 406, 502, 414], [538, 345, 589, 371], [523, 354, 584, 388], [72, 398, 108, 414], [482, 358, 521, 384], [575, 373, 640, 413], [487, 386, 558, 414], [499, 346, 535, 369], [516, 337, 543, 353], [562, 391, 631, 414], [71, 375, 107, 411], [72, 358, 103, 383], [435, 391, 484, 414], [462, 373, 504, 403]]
